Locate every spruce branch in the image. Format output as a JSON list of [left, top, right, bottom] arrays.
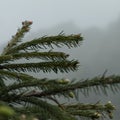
[[64, 101, 115, 119], [2, 60, 79, 73], [0, 76, 5, 88], [73, 110, 101, 119], [23, 75, 120, 97], [0, 20, 119, 120], [2, 21, 32, 55], [0, 51, 69, 63], [3, 78, 66, 93], [64, 102, 115, 111], [17, 97, 76, 120], [5, 34, 83, 54], [0, 70, 36, 81], [47, 96, 65, 110]]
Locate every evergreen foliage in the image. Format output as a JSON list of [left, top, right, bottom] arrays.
[[0, 21, 119, 120]]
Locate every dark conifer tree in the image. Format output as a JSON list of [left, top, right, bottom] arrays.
[[0, 21, 118, 120]]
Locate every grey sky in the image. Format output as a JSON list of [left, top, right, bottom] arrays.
[[0, 0, 120, 43]]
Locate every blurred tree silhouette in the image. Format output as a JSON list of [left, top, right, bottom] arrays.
[[0, 21, 119, 120]]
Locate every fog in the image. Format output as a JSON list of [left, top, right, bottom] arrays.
[[1, 15, 120, 119], [0, 0, 120, 119], [22, 16, 120, 79], [31, 15, 120, 120], [1, 0, 120, 43]]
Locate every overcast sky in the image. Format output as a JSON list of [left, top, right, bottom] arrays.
[[0, 0, 120, 43]]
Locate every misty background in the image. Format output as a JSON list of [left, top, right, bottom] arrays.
[[0, 0, 120, 119]]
